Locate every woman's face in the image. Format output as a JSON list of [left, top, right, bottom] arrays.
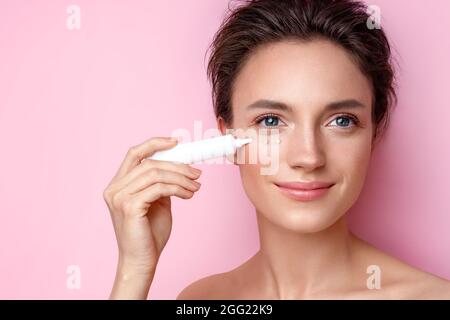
[[220, 39, 374, 233]]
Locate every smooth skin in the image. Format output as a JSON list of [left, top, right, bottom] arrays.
[[178, 39, 450, 299], [106, 39, 450, 300]]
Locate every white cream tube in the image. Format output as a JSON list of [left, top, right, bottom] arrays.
[[148, 134, 252, 164]]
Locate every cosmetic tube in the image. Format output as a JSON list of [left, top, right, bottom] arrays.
[[148, 134, 252, 164]]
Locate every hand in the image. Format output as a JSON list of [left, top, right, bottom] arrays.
[[103, 136, 202, 299]]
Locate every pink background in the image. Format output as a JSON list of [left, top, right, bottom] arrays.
[[0, 0, 449, 299]]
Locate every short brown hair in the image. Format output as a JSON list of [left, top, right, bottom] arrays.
[[206, 0, 397, 143]]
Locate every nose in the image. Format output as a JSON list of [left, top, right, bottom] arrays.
[[285, 125, 326, 172]]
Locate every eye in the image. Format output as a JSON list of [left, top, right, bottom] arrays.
[[328, 114, 359, 129], [254, 113, 286, 128]]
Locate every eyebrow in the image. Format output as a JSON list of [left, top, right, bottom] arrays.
[[245, 99, 366, 112]]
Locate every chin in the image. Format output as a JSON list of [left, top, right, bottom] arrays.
[[263, 204, 344, 234]]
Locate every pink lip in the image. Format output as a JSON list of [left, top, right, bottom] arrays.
[[274, 181, 335, 201]]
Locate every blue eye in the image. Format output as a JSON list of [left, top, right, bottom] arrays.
[[254, 114, 359, 129], [329, 115, 359, 128], [255, 114, 282, 127]]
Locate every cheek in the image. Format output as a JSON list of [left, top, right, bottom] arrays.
[[331, 136, 372, 200], [238, 162, 273, 211], [239, 164, 263, 192]]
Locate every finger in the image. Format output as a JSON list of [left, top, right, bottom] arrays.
[[119, 183, 194, 216], [116, 158, 202, 189], [121, 168, 201, 196], [113, 137, 178, 180], [125, 183, 194, 215]]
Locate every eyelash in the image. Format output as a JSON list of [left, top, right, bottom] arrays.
[[254, 113, 360, 129]]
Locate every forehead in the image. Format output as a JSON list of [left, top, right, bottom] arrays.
[[231, 39, 373, 111]]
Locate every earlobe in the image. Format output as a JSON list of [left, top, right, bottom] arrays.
[[217, 117, 239, 166], [217, 116, 228, 136]]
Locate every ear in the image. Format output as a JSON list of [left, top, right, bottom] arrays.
[[216, 117, 238, 165], [217, 116, 228, 135]]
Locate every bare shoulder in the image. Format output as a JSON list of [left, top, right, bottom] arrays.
[[394, 266, 450, 299], [353, 236, 450, 299], [176, 271, 237, 300], [176, 255, 266, 300]]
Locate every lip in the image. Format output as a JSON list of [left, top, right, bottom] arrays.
[[274, 181, 335, 201]]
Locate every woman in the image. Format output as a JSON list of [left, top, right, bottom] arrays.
[[103, 0, 450, 299]]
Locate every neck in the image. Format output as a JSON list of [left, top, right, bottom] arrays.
[[255, 211, 356, 299]]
